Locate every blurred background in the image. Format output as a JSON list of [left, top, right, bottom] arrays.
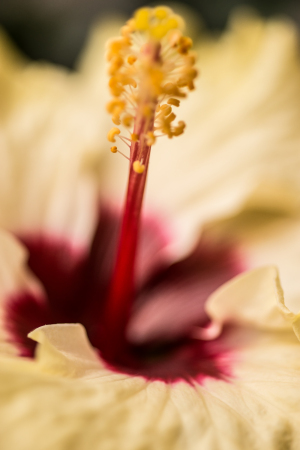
[[0, 0, 299, 68]]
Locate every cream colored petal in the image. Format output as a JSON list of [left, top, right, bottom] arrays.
[[203, 212, 300, 315], [275, 273, 300, 342], [150, 13, 300, 244], [197, 328, 300, 449], [1, 316, 300, 449], [0, 28, 116, 245], [29, 324, 105, 378], [205, 266, 288, 330], [0, 66, 100, 246]]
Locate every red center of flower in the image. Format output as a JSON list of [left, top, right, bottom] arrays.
[[4, 203, 243, 382]]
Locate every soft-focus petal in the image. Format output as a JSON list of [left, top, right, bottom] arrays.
[[203, 211, 300, 314], [97, 12, 300, 253], [29, 324, 104, 378], [206, 266, 288, 331], [2, 265, 300, 450], [150, 12, 300, 232], [0, 30, 109, 246]]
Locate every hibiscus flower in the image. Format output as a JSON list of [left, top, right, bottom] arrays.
[[1, 6, 300, 450]]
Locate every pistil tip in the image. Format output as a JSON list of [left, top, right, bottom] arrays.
[[106, 5, 197, 163]]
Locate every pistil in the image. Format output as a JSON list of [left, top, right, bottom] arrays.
[[102, 6, 197, 361], [103, 114, 155, 359]]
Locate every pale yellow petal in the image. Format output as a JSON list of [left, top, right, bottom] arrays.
[[203, 212, 300, 315], [0, 30, 115, 245], [206, 266, 288, 330], [199, 328, 300, 449], [276, 283, 300, 342], [1, 314, 300, 449], [29, 324, 105, 378]]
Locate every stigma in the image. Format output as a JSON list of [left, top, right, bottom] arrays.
[[106, 6, 197, 173]]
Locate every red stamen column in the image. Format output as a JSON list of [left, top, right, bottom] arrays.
[[102, 116, 152, 360]]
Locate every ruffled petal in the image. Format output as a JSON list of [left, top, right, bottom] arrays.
[[1, 281, 300, 450], [28, 324, 105, 378], [0, 29, 109, 246], [205, 266, 289, 331], [202, 211, 300, 314]]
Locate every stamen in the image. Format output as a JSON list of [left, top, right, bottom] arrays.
[[133, 160, 145, 173], [103, 6, 197, 360], [167, 98, 180, 107], [131, 133, 139, 142], [107, 127, 121, 142], [118, 136, 131, 148]]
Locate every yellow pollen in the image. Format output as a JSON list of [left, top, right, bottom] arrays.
[[112, 116, 121, 125], [131, 133, 139, 142], [122, 114, 133, 127], [110, 146, 118, 153], [163, 83, 185, 97], [142, 105, 153, 117], [168, 29, 182, 47], [107, 127, 121, 142], [166, 112, 176, 123], [177, 36, 193, 54], [167, 98, 180, 107], [127, 55, 137, 65], [159, 105, 172, 116], [106, 6, 197, 159], [173, 120, 186, 136], [185, 54, 196, 65], [146, 131, 156, 146], [154, 6, 170, 20], [107, 99, 126, 114], [165, 17, 180, 30], [134, 8, 150, 31], [133, 160, 145, 174]]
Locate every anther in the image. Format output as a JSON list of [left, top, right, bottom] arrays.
[[134, 8, 150, 31], [154, 6, 170, 20], [157, 105, 172, 117], [146, 131, 156, 146], [122, 115, 133, 127], [112, 116, 121, 125], [133, 160, 145, 173], [142, 105, 153, 117], [106, 6, 197, 161], [108, 127, 121, 142], [167, 98, 180, 107], [127, 55, 137, 65], [131, 133, 139, 142], [110, 146, 118, 153]]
